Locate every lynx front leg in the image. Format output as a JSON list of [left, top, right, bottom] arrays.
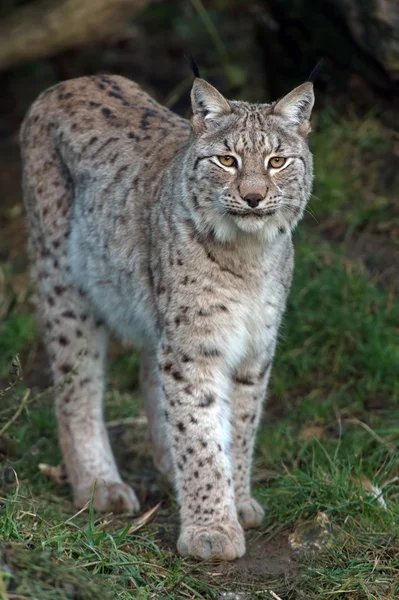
[[231, 358, 273, 529], [36, 275, 139, 514], [159, 342, 245, 561]]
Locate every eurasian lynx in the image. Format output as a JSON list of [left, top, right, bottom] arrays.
[[20, 70, 314, 561]]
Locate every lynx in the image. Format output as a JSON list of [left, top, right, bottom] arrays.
[[20, 69, 314, 561]]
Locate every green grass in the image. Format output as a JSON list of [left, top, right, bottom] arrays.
[[1, 112, 398, 599]]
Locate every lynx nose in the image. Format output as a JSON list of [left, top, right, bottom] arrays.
[[244, 193, 263, 208]]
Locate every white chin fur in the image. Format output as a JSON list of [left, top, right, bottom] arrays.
[[195, 205, 293, 244], [233, 216, 267, 233], [212, 213, 289, 244]]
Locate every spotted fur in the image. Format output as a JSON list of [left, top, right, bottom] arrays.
[[20, 73, 314, 560]]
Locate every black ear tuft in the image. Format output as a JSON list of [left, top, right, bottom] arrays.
[[307, 58, 324, 83], [185, 53, 201, 79]]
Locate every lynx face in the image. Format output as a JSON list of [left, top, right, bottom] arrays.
[[189, 81, 314, 241]]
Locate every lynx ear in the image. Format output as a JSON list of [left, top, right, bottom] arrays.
[[272, 82, 314, 133], [191, 79, 232, 134]]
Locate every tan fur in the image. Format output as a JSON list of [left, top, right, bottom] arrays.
[[20, 74, 314, 560]]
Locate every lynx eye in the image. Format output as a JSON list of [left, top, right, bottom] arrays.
[[269, 157, 287, 169], [218, 155, 237, 167]]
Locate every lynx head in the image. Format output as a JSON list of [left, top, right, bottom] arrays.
[[186, 76, 314, 243]]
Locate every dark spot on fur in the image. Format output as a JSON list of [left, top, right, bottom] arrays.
[[177, 422, 186, 433], [101, 107, 112, 118], [58, 335, 69, 346], [140, 108, 158, 130], [172, 370, 184, 381], [127, 132, 141, 141], [59, 363, 73, 375], [54, 285, 66, 296], [234, 375, 255, 386], [216, 303, 228, 312], [199, 393, 215, 407], [108, 91, 123, 100], [200, 346, 220, 357]]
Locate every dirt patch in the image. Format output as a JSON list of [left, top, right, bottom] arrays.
[[214, 531, 297, 581]]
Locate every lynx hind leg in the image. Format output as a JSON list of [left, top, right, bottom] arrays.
[[140, 350, 174, 482], [36, 266, 139, 514], [22, 152, 139, 514]]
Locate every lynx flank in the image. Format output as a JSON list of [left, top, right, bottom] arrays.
[[20, 72, 314, 561]]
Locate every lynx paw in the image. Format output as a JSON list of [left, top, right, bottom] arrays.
[[177, 521, 245, 561], [236, 497, 265, 529], [74, 481, 140, 514]]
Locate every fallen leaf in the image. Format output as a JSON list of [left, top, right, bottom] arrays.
[[39, 462, 69, 485], [354, 475, 387, 510], [127, 502, 161, 534], [299, 425, 326, 441]]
